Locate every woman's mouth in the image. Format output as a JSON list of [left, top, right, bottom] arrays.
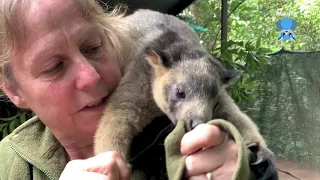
[[82, 96, 108, 111], [86, 98, 104, 108]]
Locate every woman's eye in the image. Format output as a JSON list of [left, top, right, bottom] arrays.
[[84, 43, 102, 55], [88, 45, 100, 53], [43, 61, 63, 75]]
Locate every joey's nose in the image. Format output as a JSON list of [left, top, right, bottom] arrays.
[[189, 119, 204, 130]]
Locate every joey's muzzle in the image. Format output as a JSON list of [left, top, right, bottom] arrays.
[[186, 118, 205, 131]]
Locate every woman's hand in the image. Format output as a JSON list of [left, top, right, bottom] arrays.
[[181, 124, 238, 180], [59, 151, 130, 180]]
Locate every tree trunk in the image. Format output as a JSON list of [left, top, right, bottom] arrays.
[[221, 0, 228, 54]]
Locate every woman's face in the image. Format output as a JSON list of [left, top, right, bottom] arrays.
[[7, 0, 122, 140]]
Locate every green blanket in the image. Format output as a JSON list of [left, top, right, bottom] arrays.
[[164, 119, 252, 180]]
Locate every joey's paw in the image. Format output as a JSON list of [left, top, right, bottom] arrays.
[[247, 142, 274, 165], [247, 143, 279, 180]]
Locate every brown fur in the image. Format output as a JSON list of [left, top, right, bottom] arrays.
[[94, 9, 273, 164], [94, 50, 166, 160], [214, 90, 268, 148]]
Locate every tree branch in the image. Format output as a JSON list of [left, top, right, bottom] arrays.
[[213, 0, 246, 53], [227, 0, 246, 18], [221, 0, 228, 44], [212, 24, 221, 52]]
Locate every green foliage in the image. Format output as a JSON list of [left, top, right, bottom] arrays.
[[180, 2, 273, 104], [227, 0, 320, 52], [179, 0, 320, 104], [216, 39, 272, 103], [0, 109, 35, 139]]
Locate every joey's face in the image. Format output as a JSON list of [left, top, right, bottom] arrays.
[[152, 59, 222, 131], [147, 48, 243, 131]]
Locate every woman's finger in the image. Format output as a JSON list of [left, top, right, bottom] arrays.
[[207, 162, 237, 180], [77, 172, 108, 180], [86, 152, 119, 175], [86, 151, 131, 180], [180, 124, 227, 155], [59, 167, 108, 180], [106, 157, 120, 180], [184, 144, 225, 177], [61, 151, 130, 180], [188, 174, 208, 180], [115, 155, 131, 180], [184, 139, 238, 177]]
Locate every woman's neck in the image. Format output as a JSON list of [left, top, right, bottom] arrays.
[[64, 143, 95, 161], [56, 135, 95, 161]]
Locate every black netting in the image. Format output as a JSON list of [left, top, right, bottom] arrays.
[[243, 49, 320, 171]]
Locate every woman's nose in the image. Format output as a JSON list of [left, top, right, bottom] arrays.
[[75, 60, 101, 91]]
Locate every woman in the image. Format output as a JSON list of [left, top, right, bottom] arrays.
[[0, 0, 275, 179]]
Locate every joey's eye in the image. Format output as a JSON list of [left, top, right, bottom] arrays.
[[176, 89, 185, 99], [282, 32, 285, 36], [289, 33, 292, 36]]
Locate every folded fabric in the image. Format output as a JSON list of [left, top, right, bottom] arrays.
[[164, 119, 252, 180]]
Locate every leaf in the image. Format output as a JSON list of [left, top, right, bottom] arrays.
[[228, 49, 239, 55], [237, 41, 245, 47], [258, 47, 272, 53], [219, 54, 228, 62], [19, 111, 27, 124], [0, 113, 20, 121], [245, 39, 254, 48], [225, 52, 233, 61], [221, 41, 229, 51], [246, 44, 256, 51], [9, 120, 16, 133], [232, 90, 240, 103], [226, 40, 237, 47], [2, 124, 9, 138], [238, 49, 246, 60], [256, 37, 261, 49], [0, 122, 8, 129], [249, 53, 257, 62]]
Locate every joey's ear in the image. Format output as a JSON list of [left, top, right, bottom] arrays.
[[146, 48, 163, 67], [146, 48, 168, 76], [222, 69, 243, 85]]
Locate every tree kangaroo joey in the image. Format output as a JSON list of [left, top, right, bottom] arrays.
[[94, 9, 274, 167]]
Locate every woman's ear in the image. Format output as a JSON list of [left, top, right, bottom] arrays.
[[1, 82, 29, 109]]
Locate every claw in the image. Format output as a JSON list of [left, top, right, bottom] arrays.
[[247, 142, 260, 164], [251, 157, 264, 165], [247, 143, 279, 179], [247, 142, 274, 166], [247, 142, 260, 153]]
